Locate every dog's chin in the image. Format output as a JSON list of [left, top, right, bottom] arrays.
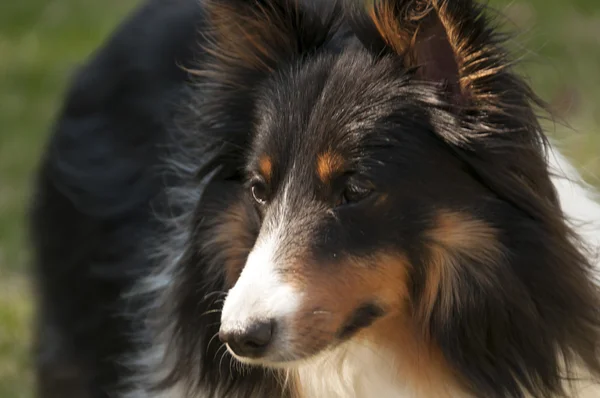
[[225, 344, 325, 369]]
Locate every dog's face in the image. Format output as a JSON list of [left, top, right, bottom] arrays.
[[167, 0, 600, 396], [219, 50, 497, 365]]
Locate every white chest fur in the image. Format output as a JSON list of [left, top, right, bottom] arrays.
[[295, 342, 428, 398]]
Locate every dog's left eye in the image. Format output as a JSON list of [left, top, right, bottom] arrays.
[[251, 181, 269, 205], [338, 183, 373, 206]]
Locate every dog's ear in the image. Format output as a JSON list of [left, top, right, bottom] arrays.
[[351, 0, 558, 215], [199, 0, 340, 86], [351, 0, 518, 107]]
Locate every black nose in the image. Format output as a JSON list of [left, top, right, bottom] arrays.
[[219, 319, 274, 358]]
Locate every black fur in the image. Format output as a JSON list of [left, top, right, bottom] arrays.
[[30, 0, 202, 396]]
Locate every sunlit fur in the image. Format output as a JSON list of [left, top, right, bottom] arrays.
[[30, 0, 600, 398]]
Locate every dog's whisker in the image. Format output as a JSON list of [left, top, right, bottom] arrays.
[[206, 331, 221, 354], [200, 308, 222, 317]]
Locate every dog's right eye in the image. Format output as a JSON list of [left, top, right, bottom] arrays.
[[335, 179, 374, 208], [339, 184, 372, 206], [251, 181, 268, 205]]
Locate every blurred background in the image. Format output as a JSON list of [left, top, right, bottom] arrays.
[[0, 0, 598, 397]]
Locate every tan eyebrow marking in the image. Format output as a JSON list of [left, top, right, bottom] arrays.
[[317, 151, 345, 183], [259, 155, 273, 182]]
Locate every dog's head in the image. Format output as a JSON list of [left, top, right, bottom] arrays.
[[164, 0, 600, 396]]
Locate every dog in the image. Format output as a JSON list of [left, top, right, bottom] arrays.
[[30, 0, 600, 397]]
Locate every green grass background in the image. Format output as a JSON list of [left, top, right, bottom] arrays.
[[0, 0, 598, 397]]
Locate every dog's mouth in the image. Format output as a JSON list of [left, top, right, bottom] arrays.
[[219, 302, 387, 367]]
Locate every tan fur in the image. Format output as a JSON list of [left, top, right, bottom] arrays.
[[259, 155, 273, 182], [418, 211, 502, 332], [285, 253, 410, 359], [316, 151, 345, 183], [208, 201, 256, 287], [419, 210, 503, 327]]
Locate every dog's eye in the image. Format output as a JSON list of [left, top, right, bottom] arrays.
[[251, 181, 268, 205], [339, 183, 373, 206]]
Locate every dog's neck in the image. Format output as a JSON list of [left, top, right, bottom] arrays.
[[293, 342, 409, 398], [291, 340, 465, 398]]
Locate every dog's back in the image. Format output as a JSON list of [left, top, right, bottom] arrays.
[[30, 1, 202, 396]]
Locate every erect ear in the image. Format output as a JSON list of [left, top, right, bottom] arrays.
[[199, 0, 340, 86], [351, 0, 512, 106]]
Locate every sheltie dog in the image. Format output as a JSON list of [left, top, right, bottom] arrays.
[[30, 0, 600, 397]]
